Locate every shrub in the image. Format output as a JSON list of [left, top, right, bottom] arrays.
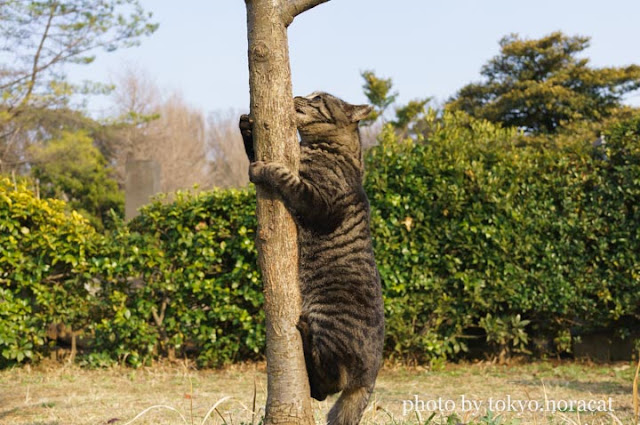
[[1, 181, 263, 368], [85, 189, 263, 367], [0, 178, 100, 365], [365, 111, 640, 362], [2, 111, 639, 367]]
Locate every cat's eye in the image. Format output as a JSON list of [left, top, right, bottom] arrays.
[[312, 95, 322, 102]]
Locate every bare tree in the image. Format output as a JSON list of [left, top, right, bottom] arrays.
[[108, 67, 208, 194], [206, 110, 249, 188], [111, 65, 160, 120], [244, 1, 329, 424], [105, 66, 159, 183], [152, 94, 208, 193]]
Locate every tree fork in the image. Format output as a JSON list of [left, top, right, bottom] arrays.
[[244, 1, 328, 424]]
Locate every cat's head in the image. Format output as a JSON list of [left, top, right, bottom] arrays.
[[293, 92, 372, 141]]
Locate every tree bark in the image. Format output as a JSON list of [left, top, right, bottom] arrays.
[[244, 1, 328, 424]]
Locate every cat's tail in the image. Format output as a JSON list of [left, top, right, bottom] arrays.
[[327, 385, 373, 425]]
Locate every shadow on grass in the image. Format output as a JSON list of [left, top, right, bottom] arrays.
[[21, 423, 59, 425], [0, 409, 59, 425], [1, 404, 62, 425], [0, 407, 19, 419]]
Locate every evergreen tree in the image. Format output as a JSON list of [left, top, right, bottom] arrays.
[[447, 32, 640, 133], [31, 131, 123, 230]]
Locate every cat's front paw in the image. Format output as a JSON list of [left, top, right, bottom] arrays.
[[239, 114, 253, 140], [248, 161, 266, 184], [239, 114, 256, 162]]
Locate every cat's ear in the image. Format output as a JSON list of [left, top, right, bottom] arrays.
[[348, 104, 374, 123]]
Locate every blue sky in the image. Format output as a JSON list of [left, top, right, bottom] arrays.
[[69, 0, 640, 116]]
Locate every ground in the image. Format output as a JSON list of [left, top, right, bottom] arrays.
[[0, 360, 637, 425]]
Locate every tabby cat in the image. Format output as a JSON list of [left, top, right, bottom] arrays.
[[239, 92, 384, 425]]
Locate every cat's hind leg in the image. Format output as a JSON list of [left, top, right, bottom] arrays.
[[327, 385, 374, 425], [297, 314, 334, 401]]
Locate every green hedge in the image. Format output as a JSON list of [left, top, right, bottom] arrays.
[[366, 112, 640, 363], [0, 183, 262, 367], [0, 179, 100, 364], [1, 112, 639, 367], [86, 190, 263, 367]]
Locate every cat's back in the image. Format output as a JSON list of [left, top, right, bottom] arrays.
[[298, 141, 382, 324]]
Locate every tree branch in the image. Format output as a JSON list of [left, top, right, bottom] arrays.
[[19, 2, 58, 109], [282, 0, 329, 26]]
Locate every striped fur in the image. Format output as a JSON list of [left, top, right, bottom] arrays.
[[239, 92, 384, 425]]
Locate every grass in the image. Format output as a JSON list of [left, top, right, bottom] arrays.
[[0, 360, 637, 425]]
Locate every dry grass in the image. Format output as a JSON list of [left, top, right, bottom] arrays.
[[0, 360, 637, 425]]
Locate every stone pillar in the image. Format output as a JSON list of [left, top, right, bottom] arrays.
[[125, 159, 161, 220]]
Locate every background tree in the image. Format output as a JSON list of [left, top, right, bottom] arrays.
[[244, 0, 328, 424], [100, 67, 210, 194], [206, 110, 250, 188], [0, 0, 157, 172], [106, 66, 253, 191], [30, 130, 123, 230], [392, 98, 430, 139], [447, 32, 640, 133], [360, 70, 396, 126], [361, 70, 431, 141]]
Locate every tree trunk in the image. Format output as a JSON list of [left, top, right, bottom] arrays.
[[244, 1, 328, 425]]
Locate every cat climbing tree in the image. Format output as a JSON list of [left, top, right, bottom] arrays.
[[243, 1, 329, 424]]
